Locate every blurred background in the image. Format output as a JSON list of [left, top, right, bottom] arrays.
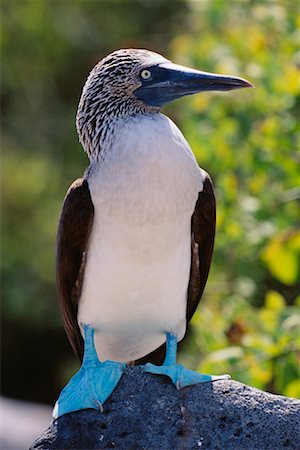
[[1, 0, 299, 443]]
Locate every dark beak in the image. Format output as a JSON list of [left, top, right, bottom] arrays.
[[134, 62, 253, 108]]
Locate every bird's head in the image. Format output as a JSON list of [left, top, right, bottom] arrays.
[[77, 48, 253, 158]]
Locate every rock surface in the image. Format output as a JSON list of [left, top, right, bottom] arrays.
[[30, 366, 300, 450]]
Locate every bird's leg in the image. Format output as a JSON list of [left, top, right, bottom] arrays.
[[53, 325, 126, 418], [143, 332, 230, 388]]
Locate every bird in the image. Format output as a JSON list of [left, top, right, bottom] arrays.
[[53, 49, 252, 418]]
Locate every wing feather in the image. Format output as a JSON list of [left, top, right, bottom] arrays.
[[187, 175, 216, 322], [56, 178, 94, 361]]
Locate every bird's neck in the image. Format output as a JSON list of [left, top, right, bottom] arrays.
[[78, 113, 118, 161], [76, 101, 156, 161]]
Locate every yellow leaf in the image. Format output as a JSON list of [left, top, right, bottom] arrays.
[[262, 235, 299, 285], [289, 232, 300, 251], [284, 380, 300, 399], [265, 291, 285, 311], [274, 65, 300, 95], [227, 221, 241, 238], [192, 95, 209, 112], [249, 363, 272, 385]]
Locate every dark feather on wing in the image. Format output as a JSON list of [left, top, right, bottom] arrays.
[[56, 178, 94, 361]]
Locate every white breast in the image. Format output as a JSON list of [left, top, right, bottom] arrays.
[[78, 113, 205, 362]]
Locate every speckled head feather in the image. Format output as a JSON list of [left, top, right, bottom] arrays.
[[76, 49, 169, 160]]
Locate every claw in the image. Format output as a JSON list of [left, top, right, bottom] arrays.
[[95, 400, 104, 413]]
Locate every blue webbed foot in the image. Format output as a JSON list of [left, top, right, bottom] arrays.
[[143, 333, 230, 389], [144, 362, 230, 388], [53, 325, 126, 418]]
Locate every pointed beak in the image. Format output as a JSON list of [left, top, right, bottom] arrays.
[[134, 62, 253, 108]]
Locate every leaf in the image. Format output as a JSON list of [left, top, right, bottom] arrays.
[[261, 233, 299, 285], [284, 380, 300, 399], [265, 291, 285, 311]]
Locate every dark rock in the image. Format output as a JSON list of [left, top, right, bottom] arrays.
[[30, 366, 300, 450]]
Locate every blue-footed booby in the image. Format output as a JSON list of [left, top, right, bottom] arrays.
[[54, 49, 252, 418]]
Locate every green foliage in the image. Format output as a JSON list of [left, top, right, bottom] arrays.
[[173, 1, 300, 397], [2, 0, 299, 401]]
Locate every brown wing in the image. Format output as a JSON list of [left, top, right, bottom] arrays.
[[186, 174, 216, 322], [136, 174, 216, 366], [56, 178, 94, 361]]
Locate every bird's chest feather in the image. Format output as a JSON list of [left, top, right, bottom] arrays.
[[88, 114, 203, 227]]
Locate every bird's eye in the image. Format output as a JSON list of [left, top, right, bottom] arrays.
[[140, 69, 152, 80]]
